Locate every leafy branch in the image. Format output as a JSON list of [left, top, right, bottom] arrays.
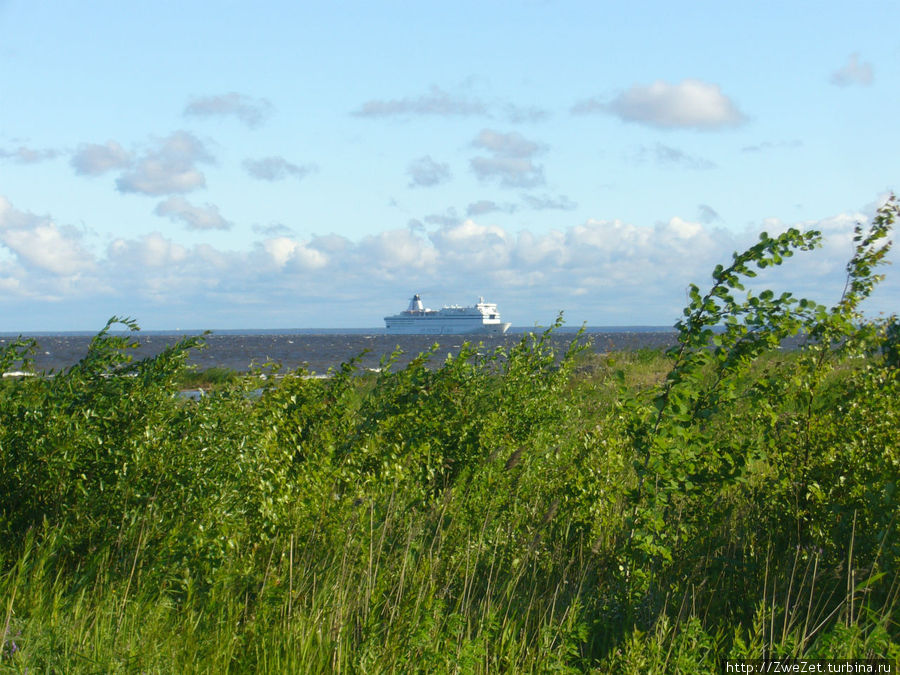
[[623, 196, 897, 577]]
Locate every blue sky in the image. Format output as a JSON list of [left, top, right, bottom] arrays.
[[1, 1, 898, 330]]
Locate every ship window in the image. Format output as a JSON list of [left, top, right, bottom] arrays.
[[490, 314, 496, 319]]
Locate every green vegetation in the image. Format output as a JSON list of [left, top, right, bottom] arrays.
[[175, 366, 241, 391], [1, 197, 899, 672]]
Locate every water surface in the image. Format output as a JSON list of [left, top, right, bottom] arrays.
[[2, 327, 679, 374]]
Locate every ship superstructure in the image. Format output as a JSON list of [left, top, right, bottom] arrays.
[[384, 294, 512, 335]]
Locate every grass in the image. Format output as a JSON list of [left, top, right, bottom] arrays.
[[175, 366, 241, 391]]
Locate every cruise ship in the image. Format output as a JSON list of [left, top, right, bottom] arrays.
[[384, 294, 512, 335]]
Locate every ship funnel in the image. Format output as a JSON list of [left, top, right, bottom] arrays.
[[408, 294, 425, 312]]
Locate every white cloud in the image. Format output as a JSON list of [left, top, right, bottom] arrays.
[[105, 233, 240, 303], [0, 145, 61, 164], [154, 197, 233, 231], [503, 104, 549, 124], [358, 229, 438, 273], [262, 237, 299, 268], [116, 131, 212, 195], [184, 93, 273, 127], [830, 53, 874, 87], [253, 222, 294, 236], [423, 208, 462, 227], [429, 219, 512, 270], [470, 157, 545, 188], [71, 141, 132, 175], [564, 219, 653, 270], [521, 194, 577, 211], [407, 155, 451, 188], [574, 79, 746, 130], [243, 156, 313, 181], [0, 276, 23, 294], [108, 232, 188, 268], [472, 129, 539, 158], [657, 216, 708, 249], [0, 197, 94, 277], [470, 129, 545, 188], [262, 236, 329, 271], [512, 229, 566, 267]]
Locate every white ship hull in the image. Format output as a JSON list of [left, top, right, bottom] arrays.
[[385, 318, 512, 335], [385, 295, 511, 335]]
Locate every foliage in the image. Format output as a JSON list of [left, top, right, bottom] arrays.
[[176, 366, 240, 390], [1, 196, 899, 671]]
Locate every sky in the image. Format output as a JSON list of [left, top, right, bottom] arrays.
[[1, 1, 898, 331]]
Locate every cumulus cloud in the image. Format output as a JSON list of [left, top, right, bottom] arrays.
[[108, 232, 188, 268], [116, 131, 212, 195], [407, 155, 451, 188], [0, 197, 94, 279], [0, 145, 61, 163], [470, 129, 545, 188], [358, 228, 438, 273], [429, 219, 512, 270], [830, 53, 874, 87], [104, 232, 247, 306], [263, 236, 329, 271], [574, 79, 746, 130], [71, 140, 132, 175], [243, 156, 313, 181], [184, 92, 273, 127], [352, 86, 487, 118], [154, 197, 233, 231]]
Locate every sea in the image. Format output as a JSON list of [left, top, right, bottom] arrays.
[[1, 327, 680, 375]]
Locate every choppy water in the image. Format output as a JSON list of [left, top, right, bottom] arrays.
[[2, 327, 680, 375]]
